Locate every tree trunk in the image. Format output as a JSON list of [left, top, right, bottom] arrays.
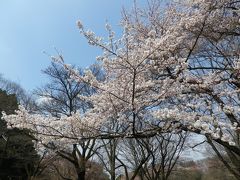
[[77, 170, 85, 180]]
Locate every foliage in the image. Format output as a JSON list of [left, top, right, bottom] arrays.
[[0, 89, 39, 179]]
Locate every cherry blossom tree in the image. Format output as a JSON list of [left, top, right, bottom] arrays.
[[58, 0, 240, 178], [3, 0, 240, 179]]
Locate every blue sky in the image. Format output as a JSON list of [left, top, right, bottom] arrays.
[[0, 0, 141, 91]]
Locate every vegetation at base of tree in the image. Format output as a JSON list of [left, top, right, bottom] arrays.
[[32, 157, 108, 180], [170, 156, 236, 180]]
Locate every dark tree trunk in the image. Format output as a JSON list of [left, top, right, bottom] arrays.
[[77, 170, 85, 180]]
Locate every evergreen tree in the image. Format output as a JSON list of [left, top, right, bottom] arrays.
[[0, 89, 39, 180]]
